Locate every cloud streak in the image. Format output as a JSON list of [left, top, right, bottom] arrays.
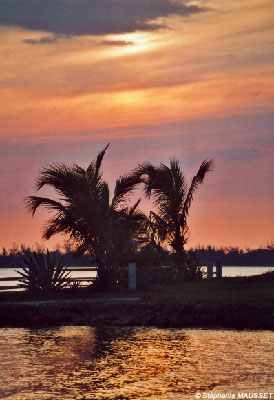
[[0, 0, 207, 36], [211, 147, 265, 161], [101, 40, 135, 46], [23, 35, 60, 45]]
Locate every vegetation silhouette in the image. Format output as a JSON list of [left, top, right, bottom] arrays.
[[192, 244, 274, 266], [4, 146, 272, 293], [137, 158, 214, 254], [1, 245, 273, 268], [16, 250, 70, 292], [25, 144, 147, 290]]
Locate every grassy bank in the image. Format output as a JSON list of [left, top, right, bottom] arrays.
[[142, 272, 274, 305], [0, 272, 273, 330], [1, 271, 273, 305]]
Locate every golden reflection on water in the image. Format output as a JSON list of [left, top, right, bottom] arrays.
[[0, 327, 273, 400]]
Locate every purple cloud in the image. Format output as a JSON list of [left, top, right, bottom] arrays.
[[0, 0, 207, 36]]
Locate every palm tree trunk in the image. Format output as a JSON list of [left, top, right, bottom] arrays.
[[95, 258, 118, 290]]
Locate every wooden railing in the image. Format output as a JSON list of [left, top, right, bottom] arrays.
[[0, 276, 21, 290], [0, 263, 223, 291]]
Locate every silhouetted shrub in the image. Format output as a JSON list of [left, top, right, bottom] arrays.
[[16, 250, 70, 292]]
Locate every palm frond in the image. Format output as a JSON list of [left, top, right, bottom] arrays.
[[86, 143, 110, 186], [181, 159, 214, 224], [42, 214, 76, 239], [149, 211, 169, 243], [138, 159, 187, 220], [36, 163, 85, 195], [25, 196, 67, 216], [136, 162, 157, 198], [128, 199, 141, 216], [111, 172, 142, 210]]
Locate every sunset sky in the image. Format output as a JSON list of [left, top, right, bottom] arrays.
[[0, 0, 273, 251]]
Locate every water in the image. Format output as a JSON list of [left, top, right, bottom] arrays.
[[0, 326, 273, 399], [222, 266, 274, 277]]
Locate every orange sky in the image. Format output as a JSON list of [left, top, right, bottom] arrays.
[[0, 0, 273, 250]]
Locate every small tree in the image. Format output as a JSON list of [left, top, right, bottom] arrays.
[[138, 158, 214, 254], [25, 145, 147, 290]]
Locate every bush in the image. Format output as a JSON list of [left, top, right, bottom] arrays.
[[136, 251, 205, 289], [16, 250, 71, 292]]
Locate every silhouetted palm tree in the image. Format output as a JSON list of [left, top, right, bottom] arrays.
[[26, 144, 146, 289], [138, 158, 214, 254]]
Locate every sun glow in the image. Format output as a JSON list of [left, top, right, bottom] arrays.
[[103, 32, 162, 56], [0, 0, 274, 249]]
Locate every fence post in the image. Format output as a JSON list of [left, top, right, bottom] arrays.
[[207, 264, 213, 280], [128, 263, 136, 291], [216, 263, 222, 280]]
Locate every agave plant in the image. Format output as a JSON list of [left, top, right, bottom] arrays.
[[16, 250, 71, 292], [69, 279, 82, 291]]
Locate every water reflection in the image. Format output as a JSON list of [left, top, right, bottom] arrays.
[[0, 327, 273, 399]]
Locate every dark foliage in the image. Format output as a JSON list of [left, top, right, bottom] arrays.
[[24, 145, 147, 290], [192, 244, 274, 266], [137, 158, 214, 252], [16, 250, 70, 292], [1, 245, 273, 269]]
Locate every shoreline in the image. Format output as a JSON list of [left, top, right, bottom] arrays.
[[0, 297, 273, 330], [1, 273, 273, 331]]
